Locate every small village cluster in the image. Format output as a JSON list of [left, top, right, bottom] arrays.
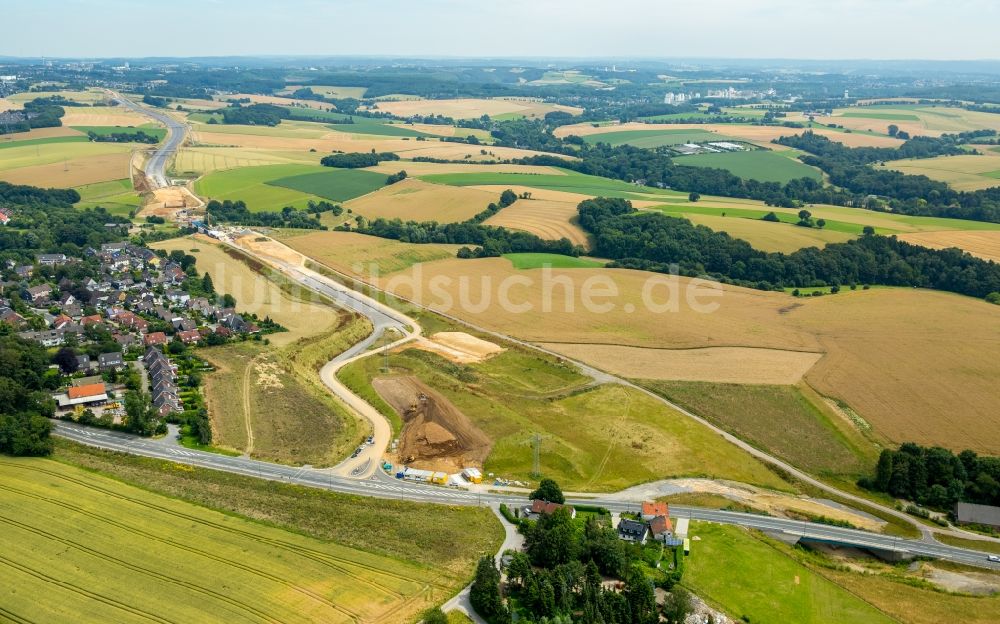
[[523, 499, 691, 548], [1, 241, 262, 422]]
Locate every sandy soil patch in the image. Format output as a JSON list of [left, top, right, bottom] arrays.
[[233, 233, 307, 267], [152, 236, 336, 345], [484, 197, 591, 247], [539, 343, 822, 384], [919, 563, 1000, 595], [898, 230, 1000, 262], [140, 186, 202, 219], [345, 178, 499, 223], [410, 332, 504, 364], [0, 152, 132, 187], [373, 375, 491, 472]]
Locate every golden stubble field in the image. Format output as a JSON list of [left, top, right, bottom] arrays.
[[483, 197, 592, 247], [897, 230, 1000, 262], [373, 97, 582, 119], [345, 178, 499, 223], [553, 120, 905, 148], [332, 252, 1000, 453]]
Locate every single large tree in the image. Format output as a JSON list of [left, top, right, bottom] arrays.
[[470, 555, 504, 621], [530, 477, 565, 504]]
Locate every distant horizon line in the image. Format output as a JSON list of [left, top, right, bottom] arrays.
[[2, 54, 1000, 64]]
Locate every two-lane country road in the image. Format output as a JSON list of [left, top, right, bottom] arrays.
[[110, 91, 188, 189], [53, 420, 1000, 570]]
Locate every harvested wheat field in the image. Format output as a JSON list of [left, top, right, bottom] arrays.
[[897, 230, 1000, 262], [411, 332, 505, 364], [365, 255, 1000, 453], [877, 153, 1000, 191], [366, 161, 563, 177], [0, 126, 84, 141], [374, 97, 581, 119], [0, 97, 24, 110], [152, 236, 338, 345], [554, 121, 905, 148], [789, 288, 1000, 453], [172, 146, 318, 175], [373, 375, 492, 472], [676, 212, 854, 252], [0, 151, 132, 187], [61, 108, 153, 127], [484, 197, 591, 247], [345, 178, 499, 223], [190, 129, 556, 161], [278, 230, 462, 276], [540, 344, 822, 384]]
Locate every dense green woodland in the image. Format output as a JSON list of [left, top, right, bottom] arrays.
[[577, 197, 1000, 299], [0, 97, 66, 135], [206, 199, 326, 229], [0, 182, 129, 264], [0, 332, 55, 456], [862, 444, 1000, 511]]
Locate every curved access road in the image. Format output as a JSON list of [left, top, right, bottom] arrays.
[[108, 91, 188, 189], [220, 232, 1000, 547]]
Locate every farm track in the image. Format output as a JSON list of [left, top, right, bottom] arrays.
[[0, 605, 39, 624], [0, 461, 455, 594], [242, 352, 258, 455]]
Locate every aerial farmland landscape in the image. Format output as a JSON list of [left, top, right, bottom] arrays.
[[3, 2, 1000, 623]]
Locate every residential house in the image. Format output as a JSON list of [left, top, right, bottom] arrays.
[[0, 207, 12, 225], [617, 519, 649, 543], [14, 265, 33, 279], [55, 383, 108, 409], [51, 313, 73, 330], [166, 290, 190, 306], [75, 354, 93, 372], [0, 307, 25, 328], [649, 515, 674, 543], [98, 352, 124, 372], [37, 253, 67, 266], [641, 501, 669, 521], [176, 329, 201, 344], [522, 499, 577, 520], [18, 329, 65, 347], [25, 285, 52, 304], [144, 331, 168, 347]]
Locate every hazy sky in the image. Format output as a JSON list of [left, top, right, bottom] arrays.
[[3, 0, 999, 60]]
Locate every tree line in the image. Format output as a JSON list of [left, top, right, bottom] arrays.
[[320, 151, 400, 168], [860, 443, 1000, 511], [342, 190, 582, 257], [577, 197, 1000, 299], [206, 199, 326, 230], [87, 130, 160, 144], [0, 331, 55, 457]]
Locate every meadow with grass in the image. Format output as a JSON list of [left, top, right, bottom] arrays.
[[676, 149, 822, 183]]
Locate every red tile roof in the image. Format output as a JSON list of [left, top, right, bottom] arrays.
[[642, 501, 669, 518], [530, 499, 571, 515], [649, 515, 673, 536], [67, 383, 106, 399], [144, 332, 167, 346]]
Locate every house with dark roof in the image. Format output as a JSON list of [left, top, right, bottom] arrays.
[[617, 518, 649, 543], [98, 352, 124, 371], [37, 253, 68, 266], [25, 284, 52, 304]]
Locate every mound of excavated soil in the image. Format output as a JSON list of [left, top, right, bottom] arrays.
[[410, 331, 504, 364], [373, 375, 491, 472]]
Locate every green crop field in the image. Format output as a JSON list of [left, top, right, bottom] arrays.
[[194, 163, 326, 212], [267, 168, 388, 202], [339, 345, 789, 492], [0, 457, 464, 624], [675, 150, 822, 183], [74, 178, 141, 217], [581, 128, 739, 148], [640, 381, 877, 477], [0, 134, 88, 150], [419, 169, 685, 200], [683, 523, 897, 624], [71, 125, 167, 141], [504, 253, 605, 269]]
